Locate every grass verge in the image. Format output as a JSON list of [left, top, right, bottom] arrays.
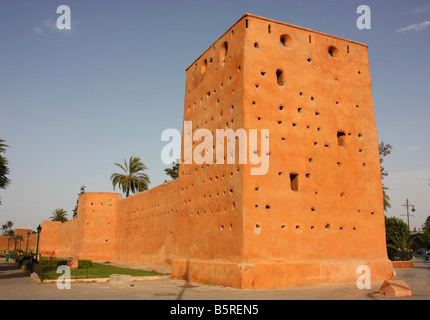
[[41, 262, 166, 280]]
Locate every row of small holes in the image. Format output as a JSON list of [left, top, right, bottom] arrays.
[[254, 224, 359, 235], [181, 166, 240, 179], [285, 225, 357, 231], [254, 223, 357, 235], [253, 201, 376, 215], [181, 203, 239, 219]]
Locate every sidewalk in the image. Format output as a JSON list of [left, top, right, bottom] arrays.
[[0, 258, 429, 300]]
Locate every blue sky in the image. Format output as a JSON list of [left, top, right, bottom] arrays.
[[0, 0, 429, 231]]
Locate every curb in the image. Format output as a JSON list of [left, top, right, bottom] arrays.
[[392, 256, 416, 269], [40, 274, 172, 284]]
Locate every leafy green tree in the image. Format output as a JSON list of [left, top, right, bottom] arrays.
[[3, 229, 14, 237], [421, 216, 430, 247], [72, 185, 86, 218], [1, 221, 14, 236], [110, 156, 150, 197], [50, 208, 68, 223], [164, 160, 179, 180], [379, 142, 392, 211], [411, 217, 430, 250], [379, 142, 392, 179]]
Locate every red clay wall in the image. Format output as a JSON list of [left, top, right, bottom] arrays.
[[40, 193, 121, 260], [114, 181, 177, 265], [39, 221, 62, 256], [78, 192, 121, 260], [0, 237, 9, 251], [38, 14, 393, 289], [392, 260, 415, 268], [0, 228, 38, 252], [40, 185, 177, 264], [236, 15, 392, 288], [175, 15, 246, 266], [173, 14, 392, 288], [52, 217, 83, 258]]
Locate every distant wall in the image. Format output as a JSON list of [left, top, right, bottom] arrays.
[[39, 184, 178, 264], [0, 228, 39, 253]]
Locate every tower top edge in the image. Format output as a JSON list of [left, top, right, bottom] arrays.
[[185, 13, 368, 71]]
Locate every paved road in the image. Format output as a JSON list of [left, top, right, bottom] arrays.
[[0, 258, 429, 300]]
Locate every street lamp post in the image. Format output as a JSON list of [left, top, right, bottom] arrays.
[[26, 231, 31, 253], [401, 199, 416, 232], [35, 225, 42, 262]]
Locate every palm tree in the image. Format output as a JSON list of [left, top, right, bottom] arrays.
[[387, 235, 416, 261], [0, 139, 9, 153], [110, 156, 150, 197], [50, 208, 68, 222], [0, 139, 11, 204], [383, 185, 391, 212], [0, 156, 10, 189], [11, 234, 23, 251]]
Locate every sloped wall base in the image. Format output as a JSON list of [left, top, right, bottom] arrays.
[[172, 258, 393, 289]]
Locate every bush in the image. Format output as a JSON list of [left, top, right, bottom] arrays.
[[15, 252, 33, 264], [22, 259, 33, 272], [78, 260, 92, 268], [37, 258, 93, 269], [15, 253, 34, 273], [38, 259, 69, 268]]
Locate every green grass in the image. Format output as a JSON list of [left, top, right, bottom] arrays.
[[41, 262, 166, 280]]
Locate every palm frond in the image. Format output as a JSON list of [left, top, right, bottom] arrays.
[[110, 156, 150, 197], [49, 208, 68, 222]]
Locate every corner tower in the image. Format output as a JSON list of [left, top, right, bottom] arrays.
[[173, 14, 392, 288]]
